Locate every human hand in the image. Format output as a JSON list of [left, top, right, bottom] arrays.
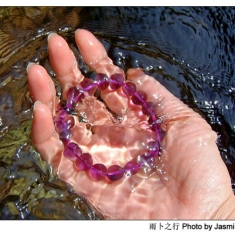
[[27, 29, 235, 219]]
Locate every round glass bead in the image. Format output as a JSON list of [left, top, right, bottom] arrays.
[[65, 99, 76, 112], [54, 72, 162, 182], [80, 78, 97, 95], [142, 101, 155, 116], [66, 87, 84, 103], [148, 116, 161, 132], [95, 73, 109, 90], [148, 115, 157, 125], [147, 140, 159, 152], [137, 153, 155, 170], [131, 90, 147, 105], [89, 164, 107, 181], [80, 78, 93, 89], [59, 129, 72, 146], [110, 74, 124, 90], [64, 142, 82, 161], [122, 81, 137, 96], [74, 153, 93, 171], [71, 142, 82, 155], [59, 129, 72, 143], [146, 140, 159, 156], [66, 87, 76, 99], [124, 161, 140, 175], [54, 118, 66, 133], [65, 116, 75, 129], [74, 91, 84, 103], [107, 165, 124, 181]]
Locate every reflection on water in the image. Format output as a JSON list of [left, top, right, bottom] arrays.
[[0, 7, 234, 219]]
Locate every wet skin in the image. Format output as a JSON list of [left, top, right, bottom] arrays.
[[27, 29, 235, 219]]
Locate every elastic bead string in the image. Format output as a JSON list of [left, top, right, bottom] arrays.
[[54, 73, 162, 182]]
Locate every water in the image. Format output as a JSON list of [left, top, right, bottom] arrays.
[[0, 6, 234, 219]]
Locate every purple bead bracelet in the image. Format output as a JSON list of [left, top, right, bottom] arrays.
[[53, 73, 162, 182]]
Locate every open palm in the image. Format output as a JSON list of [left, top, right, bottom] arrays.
[[27, 29, 235, 219]]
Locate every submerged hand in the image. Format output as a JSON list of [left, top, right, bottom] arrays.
[[27, 29, 235, 219]]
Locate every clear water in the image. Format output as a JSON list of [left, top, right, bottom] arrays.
[[0, 6, 234, 219]]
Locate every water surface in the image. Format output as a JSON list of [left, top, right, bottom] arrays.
[[0, 7, 234, 219]]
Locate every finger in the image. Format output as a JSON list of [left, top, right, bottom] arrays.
[[47, 33, 84, 94], [32, 101, 63, 167], [75, 29, 124, 76], [32, 102, 55, 145], [75, 29, 135, 117], [27, 63, 56, 111]]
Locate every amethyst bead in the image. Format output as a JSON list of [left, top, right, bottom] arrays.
[[148, 116, 161, 132], [74, 153, 93, 171], [110, 74, 124, 90], [66, 87, 77, 99], [59, 129, 72, 146], [131, 90, 147, 105], [65, 99, 76, 112], [54, 72, 162, 182], [146, 140, 159, 156], [147, 140, 159, 152], [80, 78, 97, 95], [54, 117, 66, 133], [148, 115, 156, 125], [72, 144, 83, 157], [89, 164, 107, 181], [107, 165, 124, 181], [142, 101, 155, 116], [122, 81, 137, 96], [124, 161, 140, 175], [66, 87, 84, 103], [95, 73, 110, 90], [137, 153, 155, 169], [80, 78, 93, 89], [64, 142, 82, 161], [65, 116, 75, 129]]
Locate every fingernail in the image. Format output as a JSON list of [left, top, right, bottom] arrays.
[[47, 32, 58, 42], [75, 28, 82, 33], [34, 100, 42, 110], [26, 62, 36, 73]]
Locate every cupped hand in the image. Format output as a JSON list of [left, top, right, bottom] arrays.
[[27, 29, 235, 219]]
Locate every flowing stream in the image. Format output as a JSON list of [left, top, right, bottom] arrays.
[[0, 7, 234, 219]]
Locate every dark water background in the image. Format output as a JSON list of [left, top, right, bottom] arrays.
[[0, 7, 234, 219]]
